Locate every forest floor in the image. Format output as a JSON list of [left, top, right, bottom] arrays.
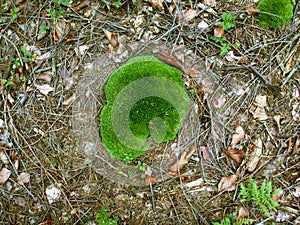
[[0, 0, 299, 224]]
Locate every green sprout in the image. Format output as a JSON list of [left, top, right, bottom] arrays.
[[222, 12, 236, 30], [95, 207, 118, 225], [10, 7, 19, 21]]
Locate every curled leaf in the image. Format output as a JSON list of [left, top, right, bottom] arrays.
[[224, 149, 245, 164], [245, 6, 260, 15], [247, 137, 263, 172], [230, 126, 245, 147], [218, 174, 237, 192]]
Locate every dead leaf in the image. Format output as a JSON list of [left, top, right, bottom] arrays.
[[157, 54, 181, 69], [218, 174, 237, 192], [72, 0, 90, 11], [17, 172, 30, 185], [247, 137, 263, 172], [14, 196, 26, 207], [214, 26, 224, 38], [103, 29, 119, 47], [46, 184, 61, 204], [169, 145, 197, 176], [224, 149, 245, 164], [63, 94, 76, 106], [145, 175, 162, 185], [238, 207, 249, 219], [0, 151, 9, 165], [198, 21, 209, 29], [0, 168, 12, 184], [183, 9, 198, 23], [250, 95, 268, 121], [189, 69, 197, 78], [148, 0, 163, 11], [225, 51, 243, 62], [200, 146, 210, 160], [245, 6, 260, 15], [273, 115, 281, 132], [202, 0, 216, 7], [230, 126, 245, 147], [35, 84, 54, 95]]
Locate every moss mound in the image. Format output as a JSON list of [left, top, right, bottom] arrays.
[[257, 0, 294, 29], [100, 55, 190, 163]]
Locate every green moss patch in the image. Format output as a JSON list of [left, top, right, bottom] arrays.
[[257, 0, 294, 29], [100, 55, 190, 163]]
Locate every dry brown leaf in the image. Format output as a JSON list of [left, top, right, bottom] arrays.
[[244, 6, 260, 15], [230, 126, 245, 147], [238, 207, 249, 219], [247, 137, 263, 172], [17, 172, 30, 185], [273, 115, 281, 132], [103, 29, 119, 47], [202, 0, 216, 7], [35, 84, 55, 95], [157, 54, 181, 69], [218, 174, 237, 192], [0, 168, 12, 184], [214, 26, 224, 38], [200, 146, 210, 160], [72, 0, 90, 11], [250, 95, 268, 121], [224, 149, 245, 164], [189, 69, 197, 78], [169, 145, 197, 176], [183, 9, 198, 23], [14, 196, 26, 207], [145, 175, 158, 185], [148, 0, 163, 11]]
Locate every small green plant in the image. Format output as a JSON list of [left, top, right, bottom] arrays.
[[20, 46, 34, 63], [257, 0, 294, 29], [10, 7, 19, 21], [95, 207, 118, 225], [39, 25, 50, 32], [213, 213, 255, 225], [47, 0, 69, 18], [210, 36, 233, 56], [12, 58, 21, 69], [1, 79, 14, 91], [2, 3, 9, 10], [240, 178, 281, 216], [222, 12, 236, 30], [111, 0, 137, 8]]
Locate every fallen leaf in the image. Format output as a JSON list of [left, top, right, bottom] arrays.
[[17, 172, 30, 185], [63, 94, 76, 106], [46, 184, 61, 204], [185, 178, 204, 188], [238, 207, 249, 219], [197, 20, 209, 29], [202, 0, 216, 7], [103, 29, 119, 47], [247, 137, 263, 172], [212, 96, 226, 109], [224, 149, 245, 164], [35, 84, 55, 95], [72, 0, 90, 11], [230, 126, 245, 147], [145, 175, 158, 185], [273, 115, 281, 132], [14, 196, 26, 207], [183, 9, 198, 23], [200, 146, 210, 160], [250, 95, 268, 121], [245, 6, 260, 15], [0, 151, 9, 165], [169, 145, 197, 176], [214, 26, 224, 38], [225, 51, 243, 62], [0, 168, 12, 184], [218, 174, 237, 192], [189, 69, 197, 78], [157, 53, 181, 70], [148, 0, 163, 11]]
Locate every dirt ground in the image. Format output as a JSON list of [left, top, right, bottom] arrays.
[[0, 0, 299, 224]]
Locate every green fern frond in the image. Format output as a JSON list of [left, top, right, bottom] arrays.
[[239, 179, 281, 216]]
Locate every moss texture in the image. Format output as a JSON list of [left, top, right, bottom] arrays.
[[100, 55, 189, 163], [257, 0, 293, 29]]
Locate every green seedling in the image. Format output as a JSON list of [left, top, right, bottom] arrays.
[[257, 0, 294, 29], [39, 25, 50, 32], [100, 55, 189, 163], [213, 213, 255, 225], [10, 7, 19, 21], [95, 207, 118, 225], [240, 178, 281, 216], [47, 0, 69, 18], [111, 0, 137, 8], [222, 12, 236, 30]]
